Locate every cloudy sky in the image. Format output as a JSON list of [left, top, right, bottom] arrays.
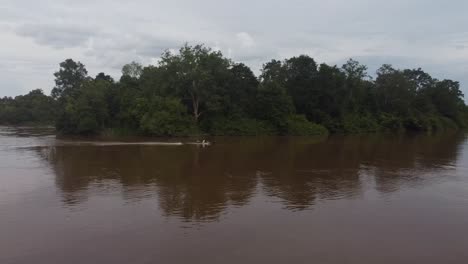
[[1, 0, 468, 97]]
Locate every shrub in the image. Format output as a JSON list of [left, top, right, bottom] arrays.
[[286, 115, 328, 136], [209, 117, 277, 136], [434, 116, 458, 131], [77, 114, 99, 134], [378, 113, 404, 131], [403, 114, 430, 131], [401, 112, 459, 132], [342, 114, 380, 133], [139, 97, 197, 136]]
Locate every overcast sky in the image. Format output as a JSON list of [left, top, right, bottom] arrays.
[[1, 0, 467, 97]]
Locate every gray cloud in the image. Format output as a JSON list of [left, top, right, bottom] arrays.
[[1, 0, 468, 97], [16, 23, 97, 48]]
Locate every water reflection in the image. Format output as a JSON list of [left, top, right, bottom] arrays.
[[36, 133, 465, 221]]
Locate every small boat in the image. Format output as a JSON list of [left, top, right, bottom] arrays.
[[200, 140, 211, 146], [187, 140, 211, 146]]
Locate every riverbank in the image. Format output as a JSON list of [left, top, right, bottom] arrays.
[[3, 44, 468, 138]]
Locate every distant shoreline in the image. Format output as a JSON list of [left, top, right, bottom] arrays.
[[2, 44, 467, 136]]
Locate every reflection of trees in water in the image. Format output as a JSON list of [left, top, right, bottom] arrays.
[[365, 133, 465, 194], [257, 137, 364, 210], [41, 144, 259, 221], [38, 133, 465, 221]]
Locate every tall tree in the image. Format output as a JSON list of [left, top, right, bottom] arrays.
[[260, 59, 287, 84], [51, 59, 88, 99], [342, 59, 371, 113], [223, 63, 259, 117], [121, 61, 143, 79], [158, 44, 231, 123], [56, 79, 111, 134], [95, 72, 114, 83], [283, 55, 318, 117], [375, 64, 413, 115], [315, 63, 346, 119], [431, 80, 464, 119], [255, 81, 294, 132]]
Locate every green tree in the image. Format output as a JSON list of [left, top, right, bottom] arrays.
[[431, 80, 464, 120], [0, 89, 56, 125], [139, 97, 195, 136], [283, 55, 318, 116], [255, 81, 294, 133], [315, 63, 347, 120], [122, 61, 143, 79], [157, 44, 231, 123], [260, 59, 287, 84], [223, 63, 259, 117], [56, 79, 111, 134], [51, 59, 88, 99], [375, 64, 414, 115], [95, 72, 114, 83], [342, 59, 372, 113], [3, 43, 467, 136]]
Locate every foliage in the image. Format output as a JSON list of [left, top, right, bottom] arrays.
[[157, 44, 231, 123], [286, 115, 328, 136], [55, 79, 111, 134], [254, 81, 294, 133], [2, 44, 467, 136], [0, 89, 56, 125], [122, 61, 143, 79], [138, 97, 197, 136], [51, 59, 88, 99], [341, 114, 380, 133], [209, 117, 276, 136]]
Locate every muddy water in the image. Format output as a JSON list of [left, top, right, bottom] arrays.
[[1, 127, 468, 264]]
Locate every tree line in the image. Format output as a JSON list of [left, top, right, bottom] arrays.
[[1, 44, 467, 136]]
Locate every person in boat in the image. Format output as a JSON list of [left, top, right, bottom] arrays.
[[195, 139, 210, 146]]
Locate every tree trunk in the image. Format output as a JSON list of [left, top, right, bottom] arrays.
[[190, 81, 200, 123], [192, 94, 200, 122]]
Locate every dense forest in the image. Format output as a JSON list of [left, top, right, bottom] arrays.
[[1, 44, 467, 136]]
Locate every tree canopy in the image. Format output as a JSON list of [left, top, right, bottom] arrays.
[[1, 43, 467, 135]]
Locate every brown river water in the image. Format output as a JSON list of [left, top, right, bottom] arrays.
[[1, 126, 468, 264]]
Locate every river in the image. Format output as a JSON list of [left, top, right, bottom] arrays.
[[1, 126, 468, 264]]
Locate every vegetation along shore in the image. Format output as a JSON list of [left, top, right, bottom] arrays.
[[1, 44, 467, 136]]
